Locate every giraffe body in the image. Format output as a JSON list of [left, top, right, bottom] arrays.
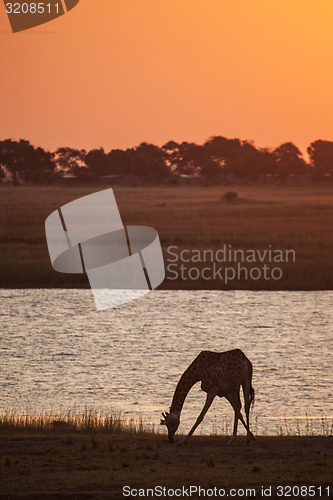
[[161, 349, 255, 445]]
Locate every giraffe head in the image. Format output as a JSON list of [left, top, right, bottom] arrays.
[[160, 411, 180, 443]]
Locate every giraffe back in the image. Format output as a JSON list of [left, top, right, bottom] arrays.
[[194, 349, 252, 396]]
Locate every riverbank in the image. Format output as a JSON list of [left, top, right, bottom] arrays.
[[0, 428, 332, 499], [1, 184, 333, 290]]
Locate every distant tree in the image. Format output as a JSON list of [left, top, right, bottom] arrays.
[[0, 163, 5, 182], [0, 139, 32, 185], [135, 142, 166, 162], [202, 136, 251, 178], [163, 137, 275, 179], [0, 136, 316, 185], [162, 141, 179, 158], [162, 141, 203, 175], [273, 142, 307, 178], [161, 141, 181, 173], [24, 147, 55, 183], [130, 153, 164, 178], [54, 147, 86, 176], [202, 137, 276, 179], [0, 139, 55, 185], [199, 156, 222, 177], [85, 148, 108, 179], [308, 140, 333, 178], [107, 149, 133, 176], [130, 151, 151, 177], [132, 143, 169, 178], [254, 148, 277, 177], [188, 144, 221, 177], [203, 136, 243, 169], [230, 144, 277, 180]]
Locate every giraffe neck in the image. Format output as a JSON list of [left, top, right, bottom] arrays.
[[170, 365, 200, 414]]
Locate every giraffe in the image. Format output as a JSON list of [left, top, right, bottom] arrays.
[[161, 349, 255, 445]]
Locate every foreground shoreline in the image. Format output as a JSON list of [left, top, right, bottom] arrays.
[[0, 430, 332, 499]]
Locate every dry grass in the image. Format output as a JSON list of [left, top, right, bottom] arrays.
[[1, 410, 332, 437], [1, 184, 333, 289], [0, 409, 154, 435]]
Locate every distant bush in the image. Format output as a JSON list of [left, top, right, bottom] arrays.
[[222, 191, 238, 203]]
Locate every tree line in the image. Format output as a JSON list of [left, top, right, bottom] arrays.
[[0, 137, 333, 185]]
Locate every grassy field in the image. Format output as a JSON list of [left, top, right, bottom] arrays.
[[0, 425, 332, 499], [1, 184, 333, 289]]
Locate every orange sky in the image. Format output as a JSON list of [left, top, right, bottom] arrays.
[[1, 0, 333, 155]]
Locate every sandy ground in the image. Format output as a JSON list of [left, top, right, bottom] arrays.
[[0, 431, 332, 499]]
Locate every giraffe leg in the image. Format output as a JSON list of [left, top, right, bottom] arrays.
[[225, 392, 243, 446], [242, 383, 255, 445], [176, 392, 216, 446], [239, 412, 249, 432]]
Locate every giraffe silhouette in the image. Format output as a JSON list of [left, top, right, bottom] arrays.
[[161, 349, 255, 445]]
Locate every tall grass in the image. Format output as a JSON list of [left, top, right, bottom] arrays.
[[0, 409, 156, 434], [1, 409, 332, 436], [274, 415, 333, 437]]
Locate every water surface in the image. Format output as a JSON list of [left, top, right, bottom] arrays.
[[1, 290, 332, 435]]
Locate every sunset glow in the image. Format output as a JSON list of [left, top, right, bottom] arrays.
[[1, 0, 333, 154]]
